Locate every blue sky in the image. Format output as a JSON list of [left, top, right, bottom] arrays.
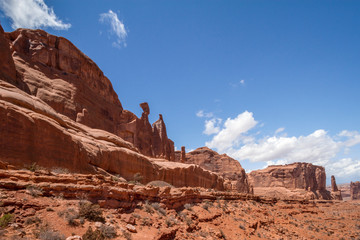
[[1, 0, 359, 183]]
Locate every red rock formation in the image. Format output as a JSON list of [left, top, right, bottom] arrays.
[[152, 114, 175, 160], [331, 175, 339, 191], [0, 25, 220, 189], [0, 80, 224, 190], [2, 26, 174, 160], [350, 181, 360, 200], [330, 175, 342, 200], [184, 147, 250, 193], [248, 162, 331, 199], [181, 146, 186, 163]]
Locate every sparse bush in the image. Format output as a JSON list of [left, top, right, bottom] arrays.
[[184, 203, 193, 211], [51, 167, 69, 174], [27, 162, 38, 172], [199, 231, 209, 238], [39, 229, 65, 240], [25, 216, 42, 225], [79, 201, 105, 223], [0, 213, 13, 228], [82, 227, 104, 240], [239, 224, 245, 230], [146, 181, 174, 188], [26, 185, 43, 197], [100, 224, 117, 239], [143, 201, 154, 214], [165, 216, 177, 227], [122, 230, 132, 240], [133, 173, 143, 183], [58, 207, 79, 226], [141, 217, 152, 226], [151, 203, 166, 216], [46, 208, 54, 212]]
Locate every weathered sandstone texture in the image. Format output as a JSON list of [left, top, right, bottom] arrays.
[[0, 25, 223, 190], [330, 175, 342, 200], [183, 147, 250, 193], [350, 181, 360, 200], [2, 26, 174, 160], [248, 162, 332, 199]]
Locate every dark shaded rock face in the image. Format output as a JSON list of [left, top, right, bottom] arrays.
[[183, 147, 250, 193], [2, 27, 174, 160], [350, 181, 360, 200]]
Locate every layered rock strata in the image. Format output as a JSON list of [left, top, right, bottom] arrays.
[[0, 25, 224, 190], [248, 162, 332, 199], [182, 147, 250, 193], [2, 26, 174, 160], [350, 181, 360, 200]]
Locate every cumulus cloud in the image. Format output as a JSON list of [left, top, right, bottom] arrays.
[[233, 130, 340, 166], [204, 111, 360, 180], [0, 0, 71, 30], [203, 118, 222, 135], [196, 110, 214, 118], [99, 10, 127, 48], [206, 111, 257, 152]]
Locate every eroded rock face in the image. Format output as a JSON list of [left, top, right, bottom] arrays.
[[248, 162, 331, 199], [2, 26, 174, 160], [0, 80, 224, 190], [350, 181, 360, 200], [330, 175, 342, 200], [248, 162, 326, 191], [184, 147, 250, 193]]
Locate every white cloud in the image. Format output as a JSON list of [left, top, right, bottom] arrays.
[[99, 10, 127, 48], [203, 118, 222, 135], [203, 111, 360, 180], [234, 130, 339, 166], [275, 127, 285, 134], [240, 79, 245, 85], [196, 110, 213, 118], [0, 0, 71, 30], [206, 111, 257, 152]]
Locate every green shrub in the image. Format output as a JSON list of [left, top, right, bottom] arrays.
[[79, 201, 105, 223], [0, 214, 13, 228]]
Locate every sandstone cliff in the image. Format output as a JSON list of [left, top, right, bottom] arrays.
[[0, 25, 224, 190], [330, 175, 342, 200], [2, 26, 174, 160], [181, 147, 250, 193], [248, 162, 332, 199], [350, 181, 360, 200]]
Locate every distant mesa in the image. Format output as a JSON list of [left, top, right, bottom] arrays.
[[248, 162, 333, 200]]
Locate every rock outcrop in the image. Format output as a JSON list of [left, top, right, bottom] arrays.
[[330, 175, 342, 200], [182, 147, 250, 193], [0, 80, 224, 190], [0, 25, 221, 189], [248, 162, 331, 199], [2, 26, 174, 160], [350, 181, 360, 200]]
